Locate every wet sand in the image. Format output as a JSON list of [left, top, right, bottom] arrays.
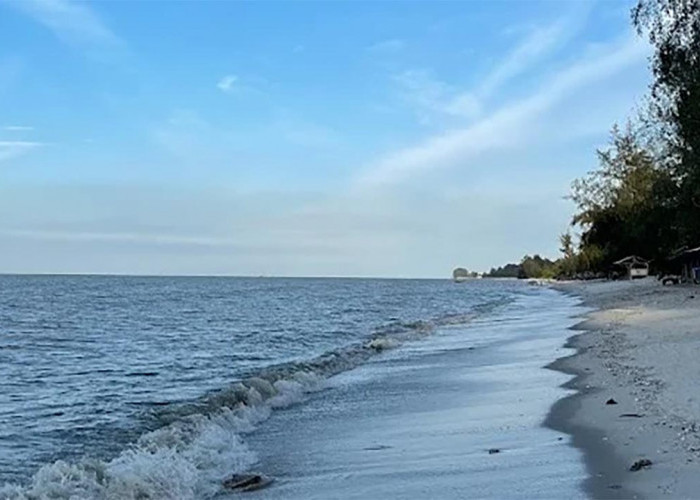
[[548, 279, 700, 499], [235, 290, 587, 499]]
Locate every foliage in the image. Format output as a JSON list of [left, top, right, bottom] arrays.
[[485, 255, 559, 279], [569, 122, 680, 269], [452, 267, 469, 279], [519, 255, 558, 279], [485, 1, 700, 279], [452, 267, 479, 279], [633, 0, 700, 242], [485, 263, 521, 278]]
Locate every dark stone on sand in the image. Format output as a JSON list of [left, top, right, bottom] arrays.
[[223, 474, 272, 491], [609, 484, 622, 489], [488, 448, 500, 454], [629, 459, 652, 472], [619, 413, 643, 418], [605, 398, 618, 405]]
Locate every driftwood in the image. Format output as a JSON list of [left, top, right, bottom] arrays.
[[223, 474, 273, 492]]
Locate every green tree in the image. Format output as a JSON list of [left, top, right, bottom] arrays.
[[633, 0, 700, 242], [452, 267, 470, 280], [569, 123, 679, 268]]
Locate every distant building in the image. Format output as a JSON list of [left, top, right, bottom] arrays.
[[612, 255, 649, 279]]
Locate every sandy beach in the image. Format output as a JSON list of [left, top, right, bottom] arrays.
[[549, 279, 700, 499]]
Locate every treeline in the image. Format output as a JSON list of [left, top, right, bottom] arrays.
[[485, 252, 593, 280], [471, 1, 698, 281], [564, 0, 700, 274]]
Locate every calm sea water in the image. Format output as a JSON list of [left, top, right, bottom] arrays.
[[0, 276, 583, 499]]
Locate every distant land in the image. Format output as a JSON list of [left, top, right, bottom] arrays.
[[453, 254, 561, 281]]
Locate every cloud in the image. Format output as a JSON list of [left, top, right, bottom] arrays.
[[0, 140, 43, 162], [359, 36, 649, 187], [393, 14, 589, 123], [0, 185, 572, 276], [217, 74, 238, 93], [6, 0, 124, 58], [368, 38, 406, 53], [3, 229, 244, 247], [392, 69, 461, 123], [3, 125, 34, 132], [476, 17, 582, 100]]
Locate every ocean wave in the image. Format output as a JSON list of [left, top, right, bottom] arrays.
[[1, 309, 491, 500], [0, 381, 309, 500]]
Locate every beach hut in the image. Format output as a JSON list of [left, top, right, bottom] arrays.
[[670, 246, 700, 283], [612, 255, 650, 279]]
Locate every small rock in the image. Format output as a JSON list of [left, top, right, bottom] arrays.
[[609, 484, 622, 490], [488, 448, 500, 454], [606, 398, 618, 405], [629, 458, 652, 471], [223, 474, 273, 492]]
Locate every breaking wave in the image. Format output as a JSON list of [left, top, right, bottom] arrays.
[[0, 310, 494, 500]]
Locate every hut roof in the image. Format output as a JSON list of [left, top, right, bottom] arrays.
[[613, 255, 649, 266], [670, 246, 700, 261]]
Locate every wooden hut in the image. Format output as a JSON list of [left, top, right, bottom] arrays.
[[612, 255, 650, 279], [670, 246, 700, 283]]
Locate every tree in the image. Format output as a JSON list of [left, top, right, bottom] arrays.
[[559, 233, 575, 259], [569, 123, 679, 268], [452, 267, 470, 280], [633, 0, 700, 242], [557, 233, 578, 277]]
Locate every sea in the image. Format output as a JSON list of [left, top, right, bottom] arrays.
[[0, 276, 587, 499]]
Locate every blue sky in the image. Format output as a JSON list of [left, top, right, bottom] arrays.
[[0, 0, 650, 277]]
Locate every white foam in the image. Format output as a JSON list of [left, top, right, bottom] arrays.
[[0, 371, 326, 500], [1, 312, 483, 500]]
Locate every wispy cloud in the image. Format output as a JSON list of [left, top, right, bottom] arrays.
[[3, 125, 34, 131], [368, 38, 406, 54], [216, 74, 266, 97], [217, 74, 238, 93], [393, 13, 588, 123], [6, 0, 124, 58], [359, 36, 648, 187], [476, 17, 583, 100], [0, 140, 43, 162], [392, 69, 462, 123], [3, 229, 244, 247]]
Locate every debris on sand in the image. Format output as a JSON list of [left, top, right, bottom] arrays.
[[605, 398, 618, 405], [223, 474, 273, 492], [488, 448, 500, 454], [629, 458, 652, 471]]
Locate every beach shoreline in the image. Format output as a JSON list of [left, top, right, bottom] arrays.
[[546, 279, 700, 499]]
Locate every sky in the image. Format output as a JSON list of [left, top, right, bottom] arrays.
[[0, 0, 651, 277]]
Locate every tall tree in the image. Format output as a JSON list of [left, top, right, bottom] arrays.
[[633, 0, 700, 242], [570, 123, 678, 266]]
